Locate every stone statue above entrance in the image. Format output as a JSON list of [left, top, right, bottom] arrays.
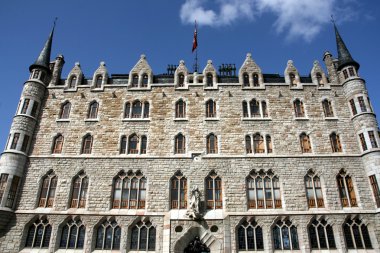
[[186, 185, 202, 220], [184, 236, 210, 253]]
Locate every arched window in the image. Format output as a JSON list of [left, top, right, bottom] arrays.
[[25, 218, 52, 249], [316, 73, 323, 87], [337, 170, 357, 207], [253, 133, 265, 153], [124, 102, 131, 118], [294, 99, 305, 117], [132, 101, 142, 118], [69, 76, 77, 88], [142, 74, 148, 87], [178, 73, 185, 87], [143, 102, 150, 118], [243, 73, 249, 87], [175, 100, 186, 118], [289, 73, 296, 86], [52, 134, 64, 154], [245, 135, 252, 154], [247, 170, 281, 209], [132, 74, 139, 87], [250, 99, 260, 117], [309, 218, 336, 250], [305, 171, 324, 208], [273, 220, 299, 250], [95, 75, 103, 88], [205, 171, 222, 209], [207, 134, 218, 154], [266, 135, 273, 153], [59, 101, 71, 119], [95, 220, 121, 250], [206, 100, 216, 118], [300, 133, 311, 153], [330, 132, 342, 152], [322, 99, 334, 117], [238, 219, 264, 251], [141, 136, 147, 154], [170, 171, 187, 209], [112, 171, 146, 209], [206, 73, 213, 87], [81, 134, 93, 154], [242, 101, 249, 117], [60, 219, 85, 249], [343, 218, 372, 249], [253, 74, 259, 87], [175, 134, 185, 154], [130, 220, 156, 251], [349, 99, 357, 115], [38, 171, 57, 208], [88, 101, 99, 119], [120, 136, 127, 154], [128, 134, 139, 154], [261, 101, 268, 117], [70, 172, 88, 208]]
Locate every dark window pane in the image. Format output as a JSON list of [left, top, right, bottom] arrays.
[[96, 226, 104, 249], [139, 226, 147, 250], [247, 226, 255, 249], [273, 227, 281, 249], [238, 227, 246, 250], [326, 225, 336, 249], [344, 224, 354, 249], [256, 226, 264, 250], [25, 226, 35, 247], [318, 225, 327, 249], [42, 225, 52, 248], [148, 227, 156, 250], [113, 226, 121, 250], [290, 226, 299, 250], [77, 226, 85, 249], [104, 226, 112, 249], [361, 225, 372, 249], [130, 227, 139, 249], [60, 225, 69, 248], [309, 226, 318, 249]]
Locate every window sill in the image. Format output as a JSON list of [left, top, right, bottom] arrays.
[[56, 119, 70, 122], [175, 86, 189, 90], [127, 87, 151, 91], [242, 86, 265, 90], [290, 86, 303, 90], [205, 118, 219, 121], [85, 119, 99, 122], [63, 88, 77, 92], [351, 112, 376, 121], [242, 117, 271, 121], [122, 118, 150, 122], [91, 87, 104, 91], [294, 117, 309, 121], [204, 86, 217, 90], [318, 86, 331, 90], [174, 118, 188, 121], [324, 117, 338, 121]]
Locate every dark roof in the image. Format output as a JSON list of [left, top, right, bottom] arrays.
[[334, 23, 360, 71], [29, 24, 55, 72]]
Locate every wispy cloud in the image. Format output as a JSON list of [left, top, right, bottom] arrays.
[[180, 0, 359, 41]]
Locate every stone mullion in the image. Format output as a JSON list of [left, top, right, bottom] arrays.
[[312, 176, 318, 208], [288, 226, 294, 250], [323, 225, 330, 249], [343, 176, 351, 207], [128, 178, 132, 209], [315, 225, 321, 249], [349, 225, 357, 249], [270, 177, 275, 209]]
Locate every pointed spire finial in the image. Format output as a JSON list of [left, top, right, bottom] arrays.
[[29, 18, 57, 72], [332, 17, 360, 71]]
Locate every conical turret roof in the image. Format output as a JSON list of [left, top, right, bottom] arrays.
[[29, 22, 55, 72], [333, 22, 359, 71]]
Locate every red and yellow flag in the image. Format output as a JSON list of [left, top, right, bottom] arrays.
[[192, 21, 198, 53]]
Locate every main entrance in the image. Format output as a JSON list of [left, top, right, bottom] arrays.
[[184, 236, 210, 253]]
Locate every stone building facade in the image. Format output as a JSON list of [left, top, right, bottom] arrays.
[[0, 23, 380, 253]]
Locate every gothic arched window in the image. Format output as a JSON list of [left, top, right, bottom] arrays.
[[330, 132, 342, 152], [60, 219, 86, 249], [124, 102, 131, 118], [25, 218, 52, 249], [300, 133, 312, 153], [81, 134, 93, 154], [250, 99, 260, 117], [294, 99, 305, 117], [178, 73, 185, 87], [132, 74, 139, 87], [305, 171, 324, 208], [143, 102, 150, 118], [142, 74, 148, 87], [243, 73, 249, 87], [316, 73, 323, 87], [52, 134, 64, 154], [273, 220, 299, 250], [207, 134, 218, 154], [262, 101, 268, 117], [309, 218, 336, 250], [38, 171, 57, 208], [253, 133, 265, 153], [247, 170, 281, 209], [289, 73, 296, 86], [128, 134, 139, 154], [132, 101, 142, 118], [253, 73, 259, 87], [175, 133, 185, 154], [112, 171, 146, 209], [343, 218, 372, 249], [337, 170, 357, 207], [59, 101, 71, 119], [170, 172, 187, 209], [322, 99, 334, 117], [205, 171, 222, 209], [130, 220, 156, 251], [120, 136, 127, 154], [88, 101, 99, 119], [70, 172, 88, 208], [206, 73, 213, 87], [141, 135, 147, 154], [266, 135, 273, 153], [69, 75, 77, 88], [242, 101, 249, 117], [175, 100, 186, 118], [238, 219, 264, 250], [206, 100, 216, 118], [245, 135, 252, 154], [95, 75, 103, 88], [95, 220, 121, 250]]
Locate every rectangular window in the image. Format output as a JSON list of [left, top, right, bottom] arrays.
[[0, 174, 9, 202], [349, 99, 357, 115], [367, 97, 373, 112], [21, 135, 30, 152], [10, 133, 20, 150], [20, 99, 30, 114], [368, 131, 378, 148], [358, 96, 367, 112], [30, 101, 39, 117], [343, 69, 349, 79], [369, 175, 380, 208], [359, 133, 367, 151], [6, 176, 20, 208], [348, 67, 355, 77]]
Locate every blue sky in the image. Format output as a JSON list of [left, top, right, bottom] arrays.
[[0, 0, 379, 148]]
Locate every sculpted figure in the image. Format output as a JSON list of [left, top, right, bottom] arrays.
[[186, 185, 201, 219]]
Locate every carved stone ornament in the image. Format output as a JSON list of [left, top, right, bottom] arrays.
[[186, 185, 202, 220]]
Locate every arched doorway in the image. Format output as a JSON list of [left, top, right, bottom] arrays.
[[184, 236, 210, 253]]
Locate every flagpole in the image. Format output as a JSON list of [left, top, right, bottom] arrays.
[[193, 20, 199, 73]]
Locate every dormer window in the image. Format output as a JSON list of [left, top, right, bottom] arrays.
[[132, 74, 139, 88], [243, 73, 249, 87], [142, 74, 148, 87], [206, 73, 213, 87], [289, 73, 296, 86], [316, 73, 323, 87], [95, 75, 102, 88], [69, 76, 77, 88], [253, 74, 259, 87], [178, 74, 185, 87]]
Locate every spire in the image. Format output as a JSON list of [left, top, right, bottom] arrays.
[[29, 18, 57, 72], [332, 18, 360, 71]]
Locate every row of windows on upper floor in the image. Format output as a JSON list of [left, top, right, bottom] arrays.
[[30, 65, 359, 90], [1, 168, 379, 213], [21, 215, 373, 251]]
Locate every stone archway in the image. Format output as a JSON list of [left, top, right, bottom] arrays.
[[173, 226, 223, 253], [184, 236, 210, 253]]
